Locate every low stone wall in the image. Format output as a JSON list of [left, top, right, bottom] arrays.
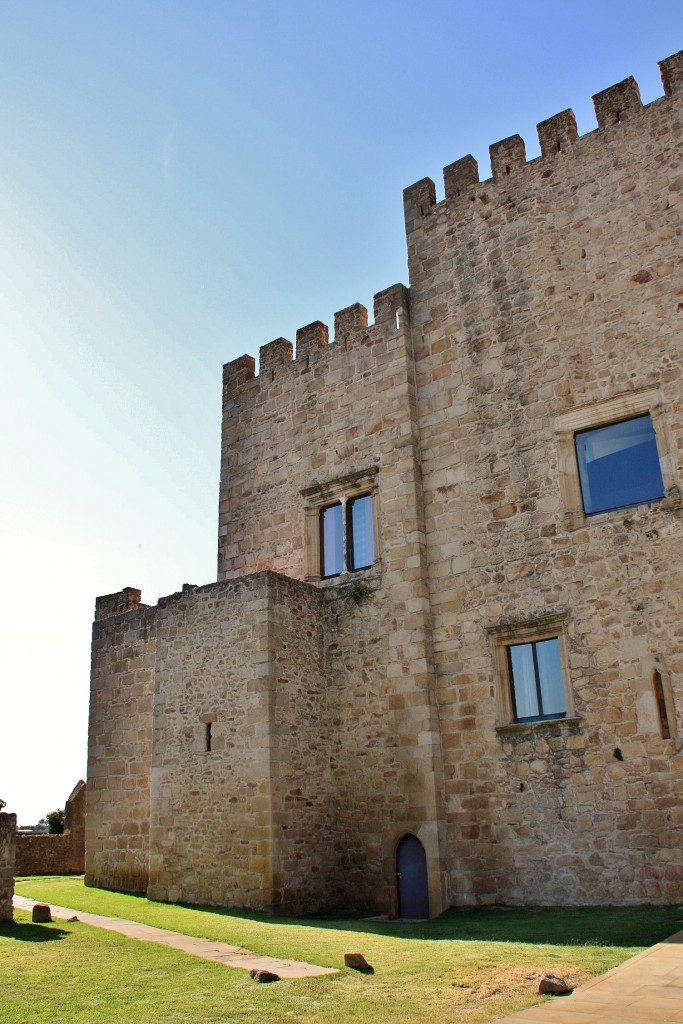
[[0, 813, 16, 921], [15, 833, 83, 875], [15, 780, 86, 877]]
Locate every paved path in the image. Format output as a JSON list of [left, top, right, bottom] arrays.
[[492, 928, 683, 1024], [12, 895, 338, 979]]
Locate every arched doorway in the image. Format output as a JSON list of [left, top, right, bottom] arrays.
[[396, 834, 429, 919]]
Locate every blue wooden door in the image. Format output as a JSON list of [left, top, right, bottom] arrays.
[[396, 834, 429, 919]]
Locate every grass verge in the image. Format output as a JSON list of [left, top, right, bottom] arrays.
[[6, 877, 682, 1024]]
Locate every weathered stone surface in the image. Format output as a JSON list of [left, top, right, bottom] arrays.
[[87, 52, 683, 918], [0, 813, 16, 922], [32, 903, 52, 923], [537, 972, 571, 995], [16, 780, 86, 876], [344, 952, 373, 971], [249, 969, 279, 983]]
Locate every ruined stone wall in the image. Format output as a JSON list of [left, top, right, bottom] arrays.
[[86, 590, 155, 893], [64, 779, 86, 872], [404, 52, 683, 904], [0, 813, 16, 921], [16, 834, 77, 875], [16, 781, 86, 876]]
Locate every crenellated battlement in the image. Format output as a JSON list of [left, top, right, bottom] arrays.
[[404, 49, 683, 231], [222, 283, 410, 395]]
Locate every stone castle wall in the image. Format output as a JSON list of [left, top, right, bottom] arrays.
[[0, 813, 16, 921], [404, 53, 683, 903], [220, 282, 448, 913], [146, 575, 292, 909], [87, 51, 683, 912], [86, 589, 156, 893]]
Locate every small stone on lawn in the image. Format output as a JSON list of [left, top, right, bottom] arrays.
[[32, 904, 52, 923], [537, 972, 571, 995], [249, 969, 279, 983], [344, 952, 373, 971]]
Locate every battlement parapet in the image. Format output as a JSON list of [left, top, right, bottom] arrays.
[[222, 354, 256, 390], [95, 587, 146, 621], [661, 50, 683, 96], [296, 321, 329, 361], [443, 156, 479, 201], [373, 282, 410, 327], [334, 302, 369, 346], [489, 134, 526, 182], [537, 109, 578, 158], [222, 284, 410, 396], [593, 75, 641, 127], [404, 50, 683, 232]]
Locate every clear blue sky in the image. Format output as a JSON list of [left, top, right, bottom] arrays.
[[1, 1, 682, 823]]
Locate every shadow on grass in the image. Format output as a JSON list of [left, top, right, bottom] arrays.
[[167, 901, 683, 949], [15, 880, 683, 950], [0, 921, 69, 943]]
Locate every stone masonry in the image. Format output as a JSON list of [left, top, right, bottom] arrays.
[[0, 813, 16, 922], [87, 52, 683, 915], [15, 780, 86, 876]]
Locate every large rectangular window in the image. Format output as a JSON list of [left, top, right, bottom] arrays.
[[347, 493, 374, 571], [508, 638, 566, 722], [304, 468, 379, 581], [320, 494, 375, 577], [488, 614, 575, 728], [575, 414, 664, 516]]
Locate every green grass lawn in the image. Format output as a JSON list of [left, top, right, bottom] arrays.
[[4, 876, 682, 1024]]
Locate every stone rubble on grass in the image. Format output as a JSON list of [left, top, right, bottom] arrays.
[[344, 952, 373, 971], [537, 972, 571, 995], [31, 903, 52, 923], [249, 969, 280, 983]]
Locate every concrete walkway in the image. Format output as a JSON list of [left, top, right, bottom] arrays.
[[492, 928, 683, 1023], [12, 894, 338, 979]]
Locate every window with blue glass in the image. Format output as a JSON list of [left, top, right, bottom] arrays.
[[319, 493, 375, 578], [508, 638, 566, 723], [575, 414, 664, 515], [347, 494, 374, 571], [320, 503, 344, 578]]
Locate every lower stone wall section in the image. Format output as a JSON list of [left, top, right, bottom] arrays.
[[16, 780, 87, 877], [86, 601, 155, 894], [15, 833, 82, 876], [0, 813, 16, 921]]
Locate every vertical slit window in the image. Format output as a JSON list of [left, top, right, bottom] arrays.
[[205, 723, 213, 752], [347, 494, 374, 571], [653, 670, 671, 739], [320, 502, 343, 578]]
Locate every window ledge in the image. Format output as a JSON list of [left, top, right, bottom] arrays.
[[311, 560, 383, 589], [495, 716, 582, 735], [563, 495, 678, 531]]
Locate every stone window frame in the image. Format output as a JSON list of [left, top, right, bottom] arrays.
[[487, 613, 579, 731], [302, 467, 380, 582], [555, 386, 675, 531]]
